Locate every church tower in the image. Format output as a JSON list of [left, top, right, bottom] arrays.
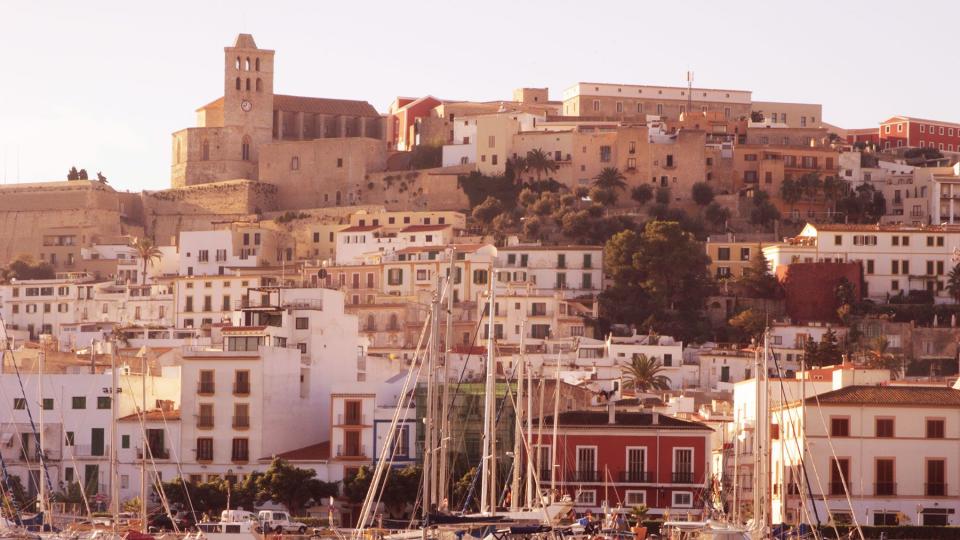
[[223, 34, 275, 178]]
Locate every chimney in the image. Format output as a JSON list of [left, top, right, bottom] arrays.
[[607, 401, 616, 425], [652, 412, 659, 425]]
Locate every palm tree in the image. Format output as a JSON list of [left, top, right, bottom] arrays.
[[525, 148, 558, 182], [592, 167, 628, 191], [947, 263, 960, 303], [863, 337, 903, 379], [507, 155, 528, 183], [131, 237, 162, 285], [620, 353, 672, 392]]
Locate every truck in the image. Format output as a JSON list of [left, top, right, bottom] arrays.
[[257, 510, 308, 534]]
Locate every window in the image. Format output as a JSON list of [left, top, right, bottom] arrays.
[[232, 438, 249, 462], [72, 396, 86, 409], [626, 447, 648, 482], [717, 247, 730, 261], [599, 146, 611, 163], [875, 459, 895, 495], [926, 459, 946, 496], [65, 432, 74, 446], [740, 248, 750, 261], [97, 396, 111, 409], [198, 370, 215, 394], [875, 418, 894, 438], [672, 491, 693, 508], [830, 417, 850, 437], [121, 434, 130, 449], [926, 418, 945, 439], [830, 458, 849, 495], [576, 447, 597, 481], [625, 491, 646, 506], [295, 317, 309, 330], [387, 268, 403, 286], [42, 398, 53, 410], [234, 371, 250, 395], [673, 448, 693, 483], [576, 490, 596, 505], [531, 324, 550, 339], [472, 269, 488, 284], [834, 235, 842, 246], [290, 156, 299, 171], [198, 403, 214, 428], [13, 398, 25, 410], [196, 438, 213, 461]]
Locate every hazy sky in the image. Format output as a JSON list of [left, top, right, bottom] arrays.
[[2, 0, 958, 191]]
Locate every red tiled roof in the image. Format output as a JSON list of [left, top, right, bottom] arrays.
[[399, 224, 451, 233], [807, 223, 960, 233], [274, 95, 380, 118], [801, 385, 960, 406], [536, 411, 712, 431], [881, 115, 960, 128], [269, 441, 330, 461]]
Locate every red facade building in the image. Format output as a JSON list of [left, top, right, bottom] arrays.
[[878, 116, 960, 151], [534, 410, 712, 517]]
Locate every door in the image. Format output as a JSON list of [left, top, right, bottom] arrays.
[[84, 464, 99, 495], [627, 448, 647, 482], [91, 428, 105, 456], [576, 447, 596, 481], [147, 429, 165, 458], [673, 448, 693, 483], [720, 366, 730, 383]]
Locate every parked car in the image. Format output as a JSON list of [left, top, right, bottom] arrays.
[[257, 510, 308, 534]]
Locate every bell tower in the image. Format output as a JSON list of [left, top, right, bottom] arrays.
[[223, 34, 274, 175]]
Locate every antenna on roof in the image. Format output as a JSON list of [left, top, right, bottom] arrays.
[[686, 71, 693, 116]]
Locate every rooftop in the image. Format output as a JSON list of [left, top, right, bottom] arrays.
[[799, 385, 960, 407], [269, 440, 330, 461], [537, 410, 712, 431]]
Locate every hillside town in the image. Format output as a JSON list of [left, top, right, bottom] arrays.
[[3, 31, 960, 540]]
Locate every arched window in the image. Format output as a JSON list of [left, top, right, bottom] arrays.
[[366, 315, 376, 331], [235, 57, 240, 70], [389, 313, 398, 331], [255, 58, 260, 71], [245, 78, 251, 91], [245, 57, 251, 71], [241, 136, 251, 161], [256, 78, 262, 92], [201, 140, 210, 161], [235, 77, 241, 90]]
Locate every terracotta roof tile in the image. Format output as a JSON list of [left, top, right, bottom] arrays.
[[269, 441, 330, 461], [801, 385, 960, 406], [274, 95, 380, 118], [537, 411, 712, 430], [399, 224, 450, 233], [119, 409, 181, 422]]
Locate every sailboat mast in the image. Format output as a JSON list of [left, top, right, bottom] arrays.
[[549, 352, 560, 495], [422, 289, 439, 517], [510, 322, 524, 512], [438, 252, 455, 507], [141, 353, 148, 532], [110, 340, 120, 532], [479, 281, 497, 514], [524, 322, 534, 509], [752, 340, 761, 528], [38, 347, 46, 525]]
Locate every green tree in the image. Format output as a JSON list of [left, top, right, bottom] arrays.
[[342, 467, 373, 505], [863, 337, 903, 378], [728, 308, 766, 343], [704, 202, 731, 229], [621, 353, 672, 392], [655, 186, 671, 205], [592, 167, 627, 191], [947, 263, 960, 303], [408, 145, 442, 169], [52, 481, 87, 505], [257, 458, 338, 517], [691, 182, 715, 207], [779, 178, 802, 209], [748, 190, 781, 228], [525, 149, 558, 181], [506, 155, 528, 183], [631, 184, 654, 206], [67, 166, 81, 180], [518, 188, 538, 208], [797, 173, 822, 203], [471, 196, 504, 228], [815, 329, 842, 366], [735, 251, 780, 299], [522, 215, 544, 240], [600, 223, 712, 341], [380, 465, 422, 518], [589, 186, 618, 206], [96, 171, 108, 184], [131, 237, 163, 285], [0, 254, 55, 282]]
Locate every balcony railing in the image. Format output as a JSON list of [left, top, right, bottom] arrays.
[[829, 482, 847, 496], [197, 382, 215, 395], [233, 415, 250, 429], [137, 447, 170, 460], [926, 482, 947, 496], [874, 482, 896, 496], [70, 444, 110, 458], [671, 471, 695, 484], [233, 381, 250, 395], [618, 470, 655, 483], [337, 414, 367, 425], [569, 470, 599, 482], [197, 417, 214, 429], [336, 444, 367, 458]]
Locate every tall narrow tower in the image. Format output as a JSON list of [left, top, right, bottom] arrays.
[[223, 34, 275, 178]]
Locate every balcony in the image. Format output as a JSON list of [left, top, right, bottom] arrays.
[[197, 382, 215, 395], [926, 483, 947, 497], [671, 471, 696, 484], [569, 470, 599, 482], [70, 444, 110, 458], [829, 482, 847, 496], [874, 482, 896, 496], [136, 447, 170, 460], [197, 416, 215, 429], [233, 381, 250, 395], [337, 414, 367, 426], [336, 444, 367, 458], [618, 470, 655, 483], [233, 415, 250, 429]]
